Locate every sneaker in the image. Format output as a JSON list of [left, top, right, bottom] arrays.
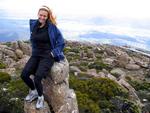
[[36, 95, 44, 109], [25, 89, 38, 102]]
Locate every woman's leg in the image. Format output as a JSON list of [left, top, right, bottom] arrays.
[[34, 57, 54, 96], [34, 56, 54, 109], [21, 56, 40, 90]]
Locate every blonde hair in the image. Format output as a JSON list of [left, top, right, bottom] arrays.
[[38, 5, 57, 25]]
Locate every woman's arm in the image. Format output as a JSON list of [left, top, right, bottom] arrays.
[[51, 25, 65, 60]]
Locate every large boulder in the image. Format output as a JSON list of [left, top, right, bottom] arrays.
[[42, 58, 79, 113], [115, 54, 130, 68]]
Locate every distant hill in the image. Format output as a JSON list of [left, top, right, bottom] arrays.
[[0, 18, 150, 51], [0, 18, 29, 42]]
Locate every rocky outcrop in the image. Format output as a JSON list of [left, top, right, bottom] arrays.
[[1, 40, 150, 112], [0, 41, 31, 75], [24, 58, 79, 113], [0, 45, 18, 60], [42, 58, 79, 113]]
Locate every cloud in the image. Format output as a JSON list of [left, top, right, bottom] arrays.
[[59, 18, 150, 39], [0, 0, 150, 19], [1, 0, 150, 50]]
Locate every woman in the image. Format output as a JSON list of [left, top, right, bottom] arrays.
[[21, 5, 65, 109]]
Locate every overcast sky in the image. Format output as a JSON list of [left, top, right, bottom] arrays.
[[0, 0, 150, 20], [1, 0, 150, 50]]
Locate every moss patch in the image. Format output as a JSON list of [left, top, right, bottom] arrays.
[[0, 60, 7, 69], [88, 60, 111, 71], [68, 73, 136, 112], [0, 78, 28, 113], [0, 72, 11, 83]]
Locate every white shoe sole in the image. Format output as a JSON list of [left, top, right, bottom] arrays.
[[36, 105, 44, 109], [36, 102, 44, 109], [25, 95, 38, 102]]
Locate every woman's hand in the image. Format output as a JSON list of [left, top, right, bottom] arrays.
[[50, 52, 54, 57], [48, 51, 54, 59]]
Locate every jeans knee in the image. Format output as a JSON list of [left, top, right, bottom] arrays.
[[20, 69, 30, 80], [34, 75, 42, 84]]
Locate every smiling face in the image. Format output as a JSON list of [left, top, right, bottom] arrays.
[[38, 9, 49, 24]]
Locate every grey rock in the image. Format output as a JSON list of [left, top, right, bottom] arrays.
[[118, 79, 143, 107], [12, 55, 30, 69], [10, 41, 19, 50], [67, 52, 76, 56], [87, 69, 98, 77], [116, 54, 130, 68], [70, 66, 81, 73], [0, 68, 16, 75], [42, 58, 79, 113], [18, 41, 31, 56], [15, 49, 24, 59], [50, 58, 69, 85], [132, 57, 149, 68], [125, 64, 140, 70], [105, 73, 117, 81], [87, 49, 96, 58], [24, 101, 51, 113], [3, 57, 15, 67], [98, 71, 105, 78], [1, 47, 17, 60], [110, 68, 126, 79]]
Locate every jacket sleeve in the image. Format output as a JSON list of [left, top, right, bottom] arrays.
[[51, 25, 65, 59]]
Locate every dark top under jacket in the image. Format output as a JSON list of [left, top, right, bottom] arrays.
[[30, 19, 65, 62], [30, 20, 52, 57]]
